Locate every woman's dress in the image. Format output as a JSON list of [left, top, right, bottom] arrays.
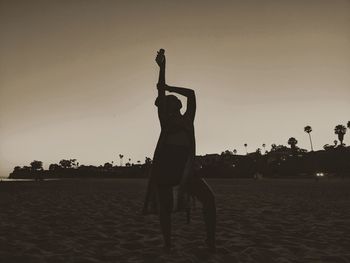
[[142, 105, 197, 219]]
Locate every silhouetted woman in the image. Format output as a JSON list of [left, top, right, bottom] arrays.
[[143, 49, 216, 252]]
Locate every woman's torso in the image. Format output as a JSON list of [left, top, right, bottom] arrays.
[[153, 114, 195, 186], [162, 114, 193, 147]]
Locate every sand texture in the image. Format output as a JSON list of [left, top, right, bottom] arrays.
[[0, 178, 349, 263]]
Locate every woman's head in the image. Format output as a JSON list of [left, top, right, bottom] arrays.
[[155, 95, 182, 115]]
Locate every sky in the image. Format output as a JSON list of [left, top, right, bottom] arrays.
[[1, 0, 349, 177]]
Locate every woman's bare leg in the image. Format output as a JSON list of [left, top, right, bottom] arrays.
[[189, 177, 216, 251], [157, 185, 173, 250]]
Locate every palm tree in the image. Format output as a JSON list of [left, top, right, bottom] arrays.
[[334, 124, 347, 146], [287, 137, 298, 150], [119, 154, 124, 166], [244, 143, 248, 154], [304, 125, 314, 151]]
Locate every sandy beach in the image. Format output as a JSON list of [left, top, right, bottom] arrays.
[[0, 178, 349, 263]]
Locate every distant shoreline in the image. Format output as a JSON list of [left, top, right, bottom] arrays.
[[2, 175, 349, 182], [7, 147, 350, 180]]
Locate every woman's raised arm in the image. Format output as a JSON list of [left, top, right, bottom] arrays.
[[155, 49, 167, 124], [165, 85, 196, 122]]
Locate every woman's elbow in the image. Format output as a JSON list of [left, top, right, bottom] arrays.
[[188, 89, 195, 97]]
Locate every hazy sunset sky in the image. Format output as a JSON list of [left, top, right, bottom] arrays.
[[1, 0, 349, 176]]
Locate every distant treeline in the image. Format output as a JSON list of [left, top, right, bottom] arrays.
[[9, 145, 350, 180], [199, 146, 350, 179]]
